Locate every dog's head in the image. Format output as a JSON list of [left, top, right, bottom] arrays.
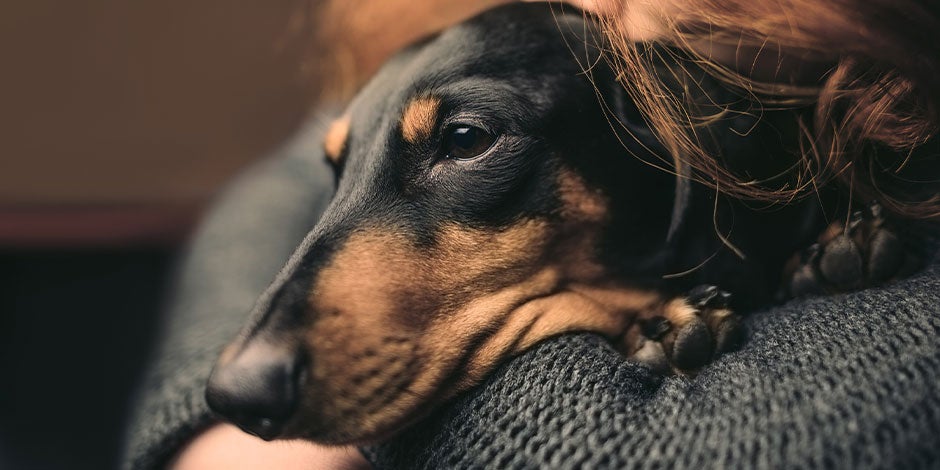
[[206, 3, 678, 444]]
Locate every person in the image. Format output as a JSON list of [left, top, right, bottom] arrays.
[[576, 0, 940, 218], [124, 1, 940, 468]]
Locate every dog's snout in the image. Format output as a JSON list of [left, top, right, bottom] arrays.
[[205, 339, 303, 440]]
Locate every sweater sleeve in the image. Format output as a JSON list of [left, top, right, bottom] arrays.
[[365, 230, 940, 469], [123, 117, 940, 469], [121, 118, 336, 470]]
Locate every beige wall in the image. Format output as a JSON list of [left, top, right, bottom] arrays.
[[0, 0, 510, 244], [0, 1, 316, 207]]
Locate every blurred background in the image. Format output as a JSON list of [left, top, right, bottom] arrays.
[[0, 1, 505, 468], [1, 2, 316, 469]]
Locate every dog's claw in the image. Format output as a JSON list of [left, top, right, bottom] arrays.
[[687, 284, 731, 309]]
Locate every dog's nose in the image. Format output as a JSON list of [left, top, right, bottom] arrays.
[[205, 339, 302, 440]]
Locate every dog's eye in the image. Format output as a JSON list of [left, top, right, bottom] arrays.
[[443, 125, 495, 160]]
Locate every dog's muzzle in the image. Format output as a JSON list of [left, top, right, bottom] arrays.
[[205, 338, 304, 440]]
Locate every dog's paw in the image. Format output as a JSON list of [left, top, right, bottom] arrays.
[[626, 285, 743, 374], [782, 202, 912, 298]]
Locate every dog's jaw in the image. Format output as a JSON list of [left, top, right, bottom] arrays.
[[256, 163, 680, 443], [208, 3, 688, 444]]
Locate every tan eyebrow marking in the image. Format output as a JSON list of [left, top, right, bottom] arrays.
[[324, 115, 351, 165], [400, 96, 441, 143]]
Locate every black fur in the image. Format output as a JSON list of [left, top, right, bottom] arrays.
[[206, 3, 912, 442], [321, 4, 827, 308]]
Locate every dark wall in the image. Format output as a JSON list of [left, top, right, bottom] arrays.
[[1, 249, 174, 469]]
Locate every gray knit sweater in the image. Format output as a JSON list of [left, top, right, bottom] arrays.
[[123, 118, 940, 469]]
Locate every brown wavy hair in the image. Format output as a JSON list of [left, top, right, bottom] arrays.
[[592, 0, 940, 219]]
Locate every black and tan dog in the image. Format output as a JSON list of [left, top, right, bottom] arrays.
[[205, 4, 910, 445]]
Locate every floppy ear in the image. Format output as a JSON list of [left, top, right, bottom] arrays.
[[562, 11, 693, 245], [600, 64, 692, 244], [666, 160, 693, 243]]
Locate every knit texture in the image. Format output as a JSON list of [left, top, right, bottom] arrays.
[[366, 232, 940, 469], [122, 117, 940, 469], [122, 118, 337, 470]]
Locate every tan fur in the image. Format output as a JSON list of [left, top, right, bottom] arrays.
[[557, 170, 608, 222], [300, 220, 551, 439], [662, 298, 698, 326], [401, 97, 441, 143], [701, 307, 734, 335], [817, 221, 844, 245], [553, 170, 610, 281], [323, 115, 350, 165], [282, 168, 688, 441]]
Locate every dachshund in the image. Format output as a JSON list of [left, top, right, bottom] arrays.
[[204, 3, 912, 445]]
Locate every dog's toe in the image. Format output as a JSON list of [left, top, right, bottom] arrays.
[[781, 201, 916, 298], [626, 285, 741, 375], [668, 316, 714, 371], [784, 244, 825, 298], [867, 228, 904, 282], [711, 312, 744, 353], [629, 338, 671, 373], [818, 234, 864, 288]]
